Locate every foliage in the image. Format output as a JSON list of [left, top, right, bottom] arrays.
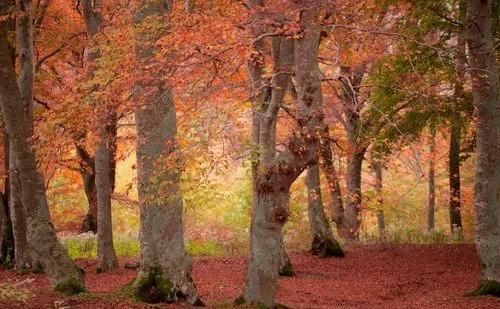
[[0, 279, 33, 303]]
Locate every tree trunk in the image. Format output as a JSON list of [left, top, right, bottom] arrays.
[[77, 145, 98, 233], [82, 0, 117, 271], [427, 128, 436, 232], [0, 1, 85, 293], [374, 160, 386, 237], [306, 164, 344, 257], [342, 152, 364, 240], [95, 127, 117, 271], [449, 1, 466, 237], [131, 0, 200, 305], [0, 126, 14, 266], [9, 151, 31, 268], [449, 121, 462, 235], [243, 187, 291, 306], [319, 127, 344, 229], [466, 0, 500, 296], [242, 9, 324, 306]]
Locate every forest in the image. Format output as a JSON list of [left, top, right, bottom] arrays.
[[0, 0, 499, 308]]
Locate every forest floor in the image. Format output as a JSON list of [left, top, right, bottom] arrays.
[[1, 244, 499, 308]]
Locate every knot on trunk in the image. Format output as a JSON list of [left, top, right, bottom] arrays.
[[271, 206, 289, 224]]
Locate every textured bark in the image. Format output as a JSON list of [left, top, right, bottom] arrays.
[[338, 64, 367, 241], [466, 0, 500, 295], [9, 151, 31, 268], [0, 1, 85, 293], [82, 0, 117, 271], [1, 126, 14, 266], [306, 164, 344, 257], [132, 0, 200, 305], [449, 121, 462, 235], [449, 3, 466, 236], [76, 145, 98, 233], [95, 127, 117, 271], [374, 161, 385, 237], [342, 152, 364, 240], [427, 129, 436, 232], [319, 127, 344, 228], [243, 9, 324, 306], [0, 192, 7, 264]]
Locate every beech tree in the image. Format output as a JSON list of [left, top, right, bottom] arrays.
[[131, 0, 201, 304], [427, 128, 436, 232], [306, 163, 344, 257], [466, 0, 500, 296], [0, 0, 85, 294], [239, 3, 341, 306], [81, 0, 118, 272]]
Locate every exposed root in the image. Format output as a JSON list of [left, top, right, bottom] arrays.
[[466, 280, 500, 297]]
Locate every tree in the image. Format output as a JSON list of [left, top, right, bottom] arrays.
[[448, 0, 467, 237], [306, 163, 344, 257], [0, 0, 85, 294], [318, 126, 344, 227], [81, 0, 118, 272], [240, 4, 328, 306], [0, 127, 14, 267], [427, 128, 436, 232], [131, 0, 201, 304], [466, 0, 500, 296], [337, 64, 369, 240], [373, 159, 386, 237]]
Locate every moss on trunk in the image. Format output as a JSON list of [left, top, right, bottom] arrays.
[[53, 277, 86, 296], [278, 260, 294, 277], [466, 280, 500, 297], [311, 236, 345, 258], [133, 267, 176, 303]]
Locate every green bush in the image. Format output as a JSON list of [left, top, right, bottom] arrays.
[[186, 239, 225, 256]]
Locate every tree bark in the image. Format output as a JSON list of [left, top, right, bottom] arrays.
[[319, 127, 344, 229], [95, 127, 117, 271], [9, 151, 31, 268], [242, 8, 324, 306], [373, 160, 385, 237], [131, 0, 200, 305], [466, 0, 500, 296], [427, 128, 436, 232], [449, 1, 466, 237], [81, 0, 117, 271], [0, 126, 14, 266], [449, 121, 462, 235], [338, 64, 367, 241], [0, 1, 85, 293], [342, 151, 364, 240], [306, 164, 344, 257], [76, 145, 98, 233]]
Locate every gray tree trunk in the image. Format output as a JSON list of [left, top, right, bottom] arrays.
[[1, 126, 14, 265], [427, 128, 436, 232], [373, 160, 385, 237], [9, 151, 31, 268], [131, 0, 200, 305], [338, 64, 367, 241], [342, 152, 364, 240], [76, 145, 98, 233], [0, 0, 85, 293], [449, 2, 466, 237], [81, 0, 117, 271], [95, 127, 117, 271], [306, 164, 344, 257], [242, 8, 325, 307], [466, 0, 500, 296], [318, 127, 344, 228], [449, 121, 462, 235]]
